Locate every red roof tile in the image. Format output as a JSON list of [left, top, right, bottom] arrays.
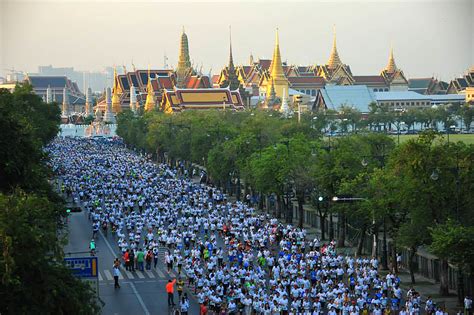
[[258, 59, 272, 70], [158, 77, 174, 89], [200, 76, 211, 88], [288, 76, 326, 84], [353, 75, 386, 84]]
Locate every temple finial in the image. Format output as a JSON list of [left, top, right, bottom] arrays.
[[327, 25, 342, 70], [385, 43, 397, 73], [229, 25, 234, 66], [270, 28, 284, 79]]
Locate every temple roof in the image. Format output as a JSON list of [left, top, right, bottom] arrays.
[[316, 85, 376, 112], [28, 75, 68, 89], [408, 78, 435, 89], [288, 76, 325, 86], [161, 88, 244, 111], [353, 75, 387, 84], [184, 75, 211, 89]]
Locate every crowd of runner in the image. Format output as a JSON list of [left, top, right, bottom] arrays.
[[47, 137, 449, 315]]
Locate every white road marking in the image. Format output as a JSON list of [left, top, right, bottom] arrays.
[[156, 268, 165, 278], [129, 282, 150, 315], [145, 270, 155, 278], [103, 269, 113, 281], [124, 270, 134, 279], [135, 271, 145, 279], [98, 272, 103, 281], [99, 229, 118, 258]]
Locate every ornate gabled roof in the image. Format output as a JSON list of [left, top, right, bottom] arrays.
[[353, 75, 387, 84], [327, 26, 343, 70], [160, 88, 244, 112], [288, 76, 326, 87], [257, 59, 272, 71], [211, 75, 220, 84], [184, 75, 211, 89]]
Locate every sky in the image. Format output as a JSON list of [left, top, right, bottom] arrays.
[[0, 0, 473, 81]]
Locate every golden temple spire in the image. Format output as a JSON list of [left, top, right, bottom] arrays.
[[327, 25, 342, 70], [176, 27, 192, 88], [270, 28, 285, 80], [229, 25, 234, 68], [385, 45, 398, 74], [144, 68, 155, 112], [112, 66, 122, 113]]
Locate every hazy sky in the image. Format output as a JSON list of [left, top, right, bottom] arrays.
[[1, 0, 473, 81]]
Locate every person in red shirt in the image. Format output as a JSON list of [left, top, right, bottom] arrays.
[[200, 301, 208, 315], [166, 278, 176, 306], [122, 250, 130, 271]]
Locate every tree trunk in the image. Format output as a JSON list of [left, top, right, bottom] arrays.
[[392, 242, 398, 274], [457, 269, 465, 306], [276, 195, 282, 219], [337, 212, 346, 247], [318, 209, 326, 241], [356, 224, 366, 257], [439, 258, 449, 296], [329, 213, 334, 241], [409, 248, 417, 284], [297, 195, 304, 229], [258, 193, 264, 211], [236, 177, 241, 201]]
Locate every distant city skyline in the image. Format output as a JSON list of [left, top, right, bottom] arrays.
[[1, 0, 473, 81]]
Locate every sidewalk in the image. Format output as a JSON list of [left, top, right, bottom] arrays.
[[395, 271, 460, 313]]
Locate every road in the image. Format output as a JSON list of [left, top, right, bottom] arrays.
[[64, 205, 200, 315]]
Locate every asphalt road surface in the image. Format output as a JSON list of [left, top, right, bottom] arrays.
[[64, 206, 200, 315]]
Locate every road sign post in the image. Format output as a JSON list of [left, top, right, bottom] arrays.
[[64, 257, 99, 298], [64, 257, 98, 278]]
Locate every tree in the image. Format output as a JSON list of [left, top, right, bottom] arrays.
[[0, 86, 60, 192], [0, 191, 100, 314], [430, 220, 474, 302], [460, 104, 474, 131], [0, 85, 100, 313]]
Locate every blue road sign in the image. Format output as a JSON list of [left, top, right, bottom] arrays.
[[64, 257, 98, 278]]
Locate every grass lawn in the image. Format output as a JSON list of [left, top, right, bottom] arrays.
[[391, 134, 474, 145]]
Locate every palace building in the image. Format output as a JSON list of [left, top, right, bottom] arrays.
[[160, 88, 244, 113], [95, 28, 244, 114], [446, 66, 474, 94], [214, 27, 411, 110]]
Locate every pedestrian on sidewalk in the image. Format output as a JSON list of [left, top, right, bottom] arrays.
[[113, 258, 121, 289], [166, 278, 177, 306]]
